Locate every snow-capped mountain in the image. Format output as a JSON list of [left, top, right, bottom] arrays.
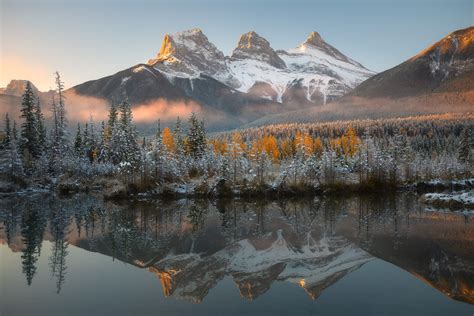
[[241, 27, 474, 127], [148, 28, 235, 85], [148, 29, 374, 105], [68, 28, 373, 130], [226, 31, 374, 104]]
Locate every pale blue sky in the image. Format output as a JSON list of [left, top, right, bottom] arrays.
[[1, 0, 472, 90]]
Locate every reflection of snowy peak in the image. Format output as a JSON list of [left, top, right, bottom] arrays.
[[150, 229, 371, 302], [147, 29, 374, 105]]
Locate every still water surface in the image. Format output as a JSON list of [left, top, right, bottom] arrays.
[[1, 193, 473, 315]]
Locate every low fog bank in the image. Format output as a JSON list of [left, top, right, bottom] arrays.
[[0, 89, 239, 133]]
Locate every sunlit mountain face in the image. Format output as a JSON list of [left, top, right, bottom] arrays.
[[1, 194, 473, 306]]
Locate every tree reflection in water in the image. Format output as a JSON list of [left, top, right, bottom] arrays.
[[0, 193, 472, 303]]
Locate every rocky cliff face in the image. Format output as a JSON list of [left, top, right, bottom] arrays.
[[148, 28, 233, 84], [0, 79, 40, 96], [230, 31, 286, 69]]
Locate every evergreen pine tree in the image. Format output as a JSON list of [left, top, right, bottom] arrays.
[[19, 81, 40, 161], [187, 112, 206, 158], [50, 72, 69, 168], [152, 120, 165, 179], [458, 126, 473, 164], [110, 98, 140, 173], [198, 120, 206, 155], [83, 123, 90, 152], [98, 120, 107, 162], [74, 123, 83, 155], [7, 134, 24, 178], [174, 116, 185, 156], [12, 120, 18, 141], [100, 121, 106, 147], [108, 102, 118, 128], [55, 72, 67, 135], [34, 98, 46, 153], [5, 113, 11, 146]]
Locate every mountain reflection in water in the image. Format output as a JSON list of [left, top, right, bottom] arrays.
[[0, 193, 473, 310]]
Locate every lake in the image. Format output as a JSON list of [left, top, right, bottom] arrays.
[[1, 193, 473, 316]]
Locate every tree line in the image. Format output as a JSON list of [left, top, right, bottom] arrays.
[[1, 75, 472, 193]]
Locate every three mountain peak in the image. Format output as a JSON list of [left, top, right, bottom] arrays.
[[153, 28, 328, 64]]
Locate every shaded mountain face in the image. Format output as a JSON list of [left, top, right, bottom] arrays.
[[63, 28, 373, 130], [352, 26, 474, 98], [72, 64, 189, 105]]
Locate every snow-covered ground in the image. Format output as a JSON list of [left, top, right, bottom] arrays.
[[421, 190, 474, 209]]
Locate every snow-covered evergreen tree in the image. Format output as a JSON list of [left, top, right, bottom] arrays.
[[187, 112, 206, 158], [19, 81, 41, 163], [74, 123, 83, 155], [4, 113, 11, 146], [54, 72, 68, 153], [34, 98, 46, 153], [110, 98, 140, 179], [12, 120, 18, 141], [174, 116, 185, 156], [7, 135, 24, 178], [458, 126, 473, 165], [49, 72, 69, 172]]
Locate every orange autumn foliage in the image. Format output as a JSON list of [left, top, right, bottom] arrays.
[[163, 127, 175, 153]]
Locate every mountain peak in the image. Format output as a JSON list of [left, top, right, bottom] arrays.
[[152, 28, 211, 63], [231, 31, 286, 69], [237, 31, 260, 47], [296, 31, 364, 67], [412, 26, 474, 62], [304, 31, 324, 47], [0, 79, 40, 96], [148, 28, 227, 78]]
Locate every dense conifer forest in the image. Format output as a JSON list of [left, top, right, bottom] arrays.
[[1, 76, 472, 198]]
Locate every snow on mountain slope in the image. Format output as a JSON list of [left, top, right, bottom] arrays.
[[148, 29, 374, 105], [148, 28, 235, 85], [227, 31, 374, 104]]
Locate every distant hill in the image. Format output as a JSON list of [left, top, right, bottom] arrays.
[[351, 26, 474, 98], [0, 80, 54, 129]]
